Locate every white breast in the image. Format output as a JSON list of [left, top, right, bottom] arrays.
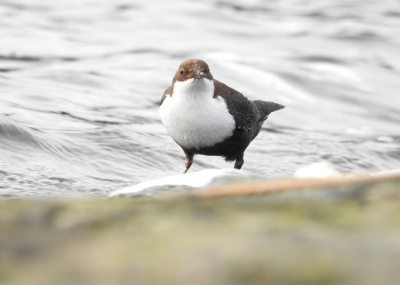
[[159, 78, 235, 150]]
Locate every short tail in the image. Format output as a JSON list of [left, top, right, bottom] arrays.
[[253, 100, 285, 121]]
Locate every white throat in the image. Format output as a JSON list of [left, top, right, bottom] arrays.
[[159, 78, 235, 150]]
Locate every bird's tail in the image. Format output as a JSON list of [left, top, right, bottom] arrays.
[[253, 100, 285, 121]]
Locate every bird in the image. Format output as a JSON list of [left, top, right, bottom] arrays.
[[159, 59, 284, 174]]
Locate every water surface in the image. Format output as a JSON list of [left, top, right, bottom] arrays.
[[1, 0, 400, 198]]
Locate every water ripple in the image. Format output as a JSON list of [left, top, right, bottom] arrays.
[[0, 0, 400, 198]]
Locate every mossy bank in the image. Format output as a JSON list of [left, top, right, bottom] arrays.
[[1, 176, 400, 285]]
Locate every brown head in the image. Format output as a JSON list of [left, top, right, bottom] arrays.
[[173, 59, 213, 83]]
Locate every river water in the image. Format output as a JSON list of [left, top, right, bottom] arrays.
[[1, 0, 400, 198]]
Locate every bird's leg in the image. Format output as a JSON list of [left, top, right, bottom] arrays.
[[234, 154, 244, 170], [183, 151, 194, 174]]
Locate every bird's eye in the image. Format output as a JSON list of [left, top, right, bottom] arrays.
[[205, 68, 209, 73], [179, 68, 184, 75]]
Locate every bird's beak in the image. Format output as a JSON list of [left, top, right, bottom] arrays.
[[194, 70, 204, 79]]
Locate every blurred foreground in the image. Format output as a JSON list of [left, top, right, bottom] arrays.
[[2, 174, 400, 285]]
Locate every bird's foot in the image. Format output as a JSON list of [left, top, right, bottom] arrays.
[[182, 151, 194, 174], [234, 157, 244, 169]]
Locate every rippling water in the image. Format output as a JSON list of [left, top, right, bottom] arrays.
[[1, 0, 400, 198]]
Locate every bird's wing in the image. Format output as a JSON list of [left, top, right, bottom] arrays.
[[213, 80, 260, 130], [160, 86, 172, 105]]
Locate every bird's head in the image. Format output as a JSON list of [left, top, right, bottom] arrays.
[[173, 59, 213, 84]]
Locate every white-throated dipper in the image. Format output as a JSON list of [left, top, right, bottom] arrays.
[[159, 59, 285, 174]]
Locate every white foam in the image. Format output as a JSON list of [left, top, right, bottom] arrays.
[[294, 161, 341, 179], [109, 169, 249, 197], [377, 136, 395, 143], [369, 169, 400, 177]]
